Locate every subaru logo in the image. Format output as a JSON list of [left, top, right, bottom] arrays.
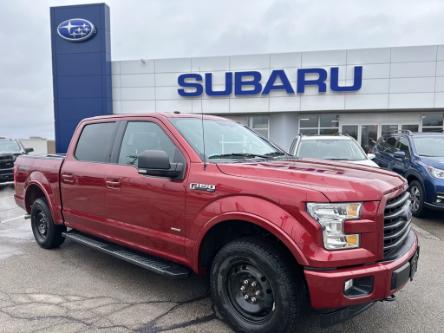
[[57, 18, 96, 42]]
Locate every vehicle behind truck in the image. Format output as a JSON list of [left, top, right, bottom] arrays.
[[0, 138, 33, 185], [14, 113, 419, 333]]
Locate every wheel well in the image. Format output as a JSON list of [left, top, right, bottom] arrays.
[[199, 220, 299, 275], [406, 174, 419, 185], [25, 185, 46, 213]]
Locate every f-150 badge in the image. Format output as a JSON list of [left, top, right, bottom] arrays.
[[190, 183, 216, 192]]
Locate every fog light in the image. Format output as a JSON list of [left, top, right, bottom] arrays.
[[344, 279, 354, 292]]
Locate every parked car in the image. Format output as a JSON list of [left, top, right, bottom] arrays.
[[14, 114, 418, 333], [0, 138, 33, 184], [374, 131, 444, 217], [290, 134, 379, 167]]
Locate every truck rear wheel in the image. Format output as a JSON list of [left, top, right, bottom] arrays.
[[210, 237, 306, 333], [30, 198, 65, 249]]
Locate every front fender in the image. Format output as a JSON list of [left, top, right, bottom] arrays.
[[190, 195, 310, 272]]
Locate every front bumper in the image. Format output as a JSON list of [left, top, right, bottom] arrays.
[[304, 230, 419, 310]]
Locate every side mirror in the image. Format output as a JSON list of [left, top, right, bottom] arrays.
[[394, 151, 406, 160], [25, 148, 34, 154], [137, 150, 183, 178], [367, 153, 376, 160]]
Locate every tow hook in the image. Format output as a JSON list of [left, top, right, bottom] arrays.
[[383, 295, 396, 302]]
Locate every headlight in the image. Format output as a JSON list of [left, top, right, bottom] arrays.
[[427, 166, 444, 179], [307, 202, 361, 250]]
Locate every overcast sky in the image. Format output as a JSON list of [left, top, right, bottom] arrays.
[[1, 0, 444, 139]]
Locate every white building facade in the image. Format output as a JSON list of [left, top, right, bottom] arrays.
[[111, 44, 444, 151]]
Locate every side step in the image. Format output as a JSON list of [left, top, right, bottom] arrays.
[[62, 230, 191, 278]]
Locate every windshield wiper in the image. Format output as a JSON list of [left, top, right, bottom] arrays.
[[419, 154, 443, 157], [263, 151, 288, 157], [208, 153, 270, 160]]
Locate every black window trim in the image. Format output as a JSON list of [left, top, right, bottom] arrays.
[[73, 121, 118, 164]]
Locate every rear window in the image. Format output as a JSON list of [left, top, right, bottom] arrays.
[[75, 122, 116, 162]]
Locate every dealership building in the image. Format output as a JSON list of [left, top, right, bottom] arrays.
[[51, 3, 444, 153]]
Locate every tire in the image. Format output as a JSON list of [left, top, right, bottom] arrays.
[[210, 237, 306, 333], [30, 198, 66, 249], [409, 180, 426, 217]]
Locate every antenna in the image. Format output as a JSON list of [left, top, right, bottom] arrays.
[[199, 67, 207, 170]]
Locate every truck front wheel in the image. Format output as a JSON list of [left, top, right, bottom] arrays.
[[210, 237, 306, 333], [30, 198, 65, 249]]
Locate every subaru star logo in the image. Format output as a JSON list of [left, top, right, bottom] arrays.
[[57, 18, 96, 42]]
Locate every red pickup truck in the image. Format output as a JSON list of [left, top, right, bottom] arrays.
[[14, 113, 419, 333]]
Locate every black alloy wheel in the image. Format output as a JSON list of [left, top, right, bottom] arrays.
[[210, 237, 306, 333], [31, 198, 66, 249]]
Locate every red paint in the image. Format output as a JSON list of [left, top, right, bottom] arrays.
[[14, 113, 418, 310]]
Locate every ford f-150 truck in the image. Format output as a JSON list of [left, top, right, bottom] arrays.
[[14, 113, 419, 333]]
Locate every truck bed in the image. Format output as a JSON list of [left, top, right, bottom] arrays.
[[14, 154, 65, 223]]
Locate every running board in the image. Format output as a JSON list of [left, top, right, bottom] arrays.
[[62, 230, 191, 278]]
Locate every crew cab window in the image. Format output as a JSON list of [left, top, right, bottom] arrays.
[[377, 136, 398, 153], [75, 122, 116, 163], [397, 137, 411, 156], [118, 122, 183, 165]]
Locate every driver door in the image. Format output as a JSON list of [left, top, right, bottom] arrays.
[[103, 120, 188, 261]]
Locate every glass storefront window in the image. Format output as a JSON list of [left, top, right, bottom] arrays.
[[422, 113, 443, 132], [381, 125, 398, 137], [250, 116, 269, 138], [402, 124, 419, 132], [342, 125, 358, 140], [320, 128, 339, 135], [361, 125, 378, 153], [300, 115, 318, 128], [299, 114, 339, 135], [320, 114, 339, 128]]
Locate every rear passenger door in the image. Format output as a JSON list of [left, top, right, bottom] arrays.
[[61, 121, 118, 235], [103, 120, 188, 261]]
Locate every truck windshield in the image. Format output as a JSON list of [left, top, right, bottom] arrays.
[[0, 139, 21, 154], [170, 118, 284, 161], [297, 139, 367, 161], [413, 136, 444, 157]]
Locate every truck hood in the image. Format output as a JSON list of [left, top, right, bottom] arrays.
[[217, 159, 406, 202]]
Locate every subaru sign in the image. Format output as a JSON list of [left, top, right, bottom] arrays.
[[57, 18, 96, 42], [178, 66, 363, 96]]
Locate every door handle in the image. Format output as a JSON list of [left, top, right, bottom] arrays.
[[61, 173, 75, 184], [106, 179, 121, 189]]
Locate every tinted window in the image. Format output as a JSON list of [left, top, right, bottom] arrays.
[[377, 136, 398, 153], [75, 122, 116, 162], [118, 122, 183, 165], [397, 137, 410, 155]]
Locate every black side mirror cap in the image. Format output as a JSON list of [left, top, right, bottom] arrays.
[[137, 150, 184, 179], [25, 148, 34, 154]]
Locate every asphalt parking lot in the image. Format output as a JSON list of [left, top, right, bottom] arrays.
[[0, 185, 443, 333]]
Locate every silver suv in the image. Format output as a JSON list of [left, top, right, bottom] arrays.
[[290, 134, 379, 167]]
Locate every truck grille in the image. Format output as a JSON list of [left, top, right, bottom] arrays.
[[384, 191, 412, 258], [0, 156, 14, 169]]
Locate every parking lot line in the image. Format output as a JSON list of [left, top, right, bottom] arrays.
[[0, 215, 26, 224]]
